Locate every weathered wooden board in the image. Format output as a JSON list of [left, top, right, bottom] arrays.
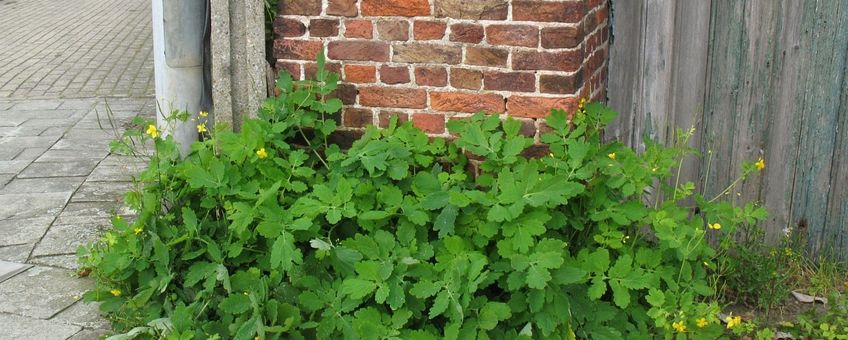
[[608, 0, 848, 257]]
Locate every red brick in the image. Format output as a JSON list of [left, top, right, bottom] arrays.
[[327, 0, 358, 16], [380, 65, 410, 84], [344, 65, 377, 83], [379, 111, 410, 127], [309, 19, 340, 37], [275, 61, 302, 80], [274, 39, 324, 60], [414, 67, 447, 87], [464, 47, 508, 67], [483, 72, 536, 92], [274, 18, 307, 37], [304, 62, 342, 80], [434, 0, 508, 20], [431, 92, 505, 113], [413, 113, 446, 133], [539, 71, 582, 94], [507, 96, 577, 118], [361, 0, 430, 17], [328, 41, 390, 62], [513, 1, 586, 23], [413, 21, 446, 40], [486, 25, 538, 47], [281, 0, 322, 15], [345, 20, 373, 39], [513, 50, 582, 72], [541, 26, 582, 49], [330, 84, 359, 105], [518, 118, 537, 138], [343, 108, 374, 128], [449, 23, 484, 43], [393, 44, 462, 64], [449, 68, 483, 90], [359, 87, 427, 108], [376, 21, 409, 41]]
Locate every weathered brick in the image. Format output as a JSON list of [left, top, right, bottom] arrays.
[[513, 50, 582, 72], [518, 118, 537, 138], [450, 68, 483, 90], [486, 24, 538, 47], [309, 19, 340, 37], [344, 64, 377, 83], [359, 87, 427, 108], [304, 62, 342, 79], [379, 111, 410, 127], [434, 0, 508, 20], [330, 84, 359, 105], [393, 44, 462, 64], [274, 18, 306, 37], [513, 1, 586, 23], [539, 71, 582, 94], [541, 26, 582, 49], [507, 96, 576, 118], [449, 23, 484, 43], [281, 0, 322, 15], [413, 113, 446, 133], [274, 39, 324, 60], [328, 41, 389, 61], [344, 20, 373, 39], [376, 21, 409, 41], [414, 67, 447, 87], [380, 65, 410, 84], [430, 92, 504, 113], [327, 0, 358, 16], [413, 21, 446, 40], [465, 47, 508, 67], [361, 0, 430, 17], [483, 72, 536, 92], [275, 61, 302, 80], [343, 108, 374, 128]]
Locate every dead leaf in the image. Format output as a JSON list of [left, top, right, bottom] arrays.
[[791, 290, 827, 304]]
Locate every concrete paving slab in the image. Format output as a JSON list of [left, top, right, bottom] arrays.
[[28, 255, 81, 271], [0, 244, 33, 263], [35, 150, 109, 163], [67, 328, 111, 340], [0, 260, 31, 283], [0, 266, 92, 319], [0, 177, 85, 194], [0, 136, 61, 149], [11, 101, 63, 111], [71, 181, 133, 203], [17, 161, 99, 178], [52, 202, 129, 226], [0, 192, 71, 220], [0, 160, 31, 174], [0, 217, 54, 246], [49, 139, 112, 152], [32, 224, 107, 257], [0, 174, 11, 190], [12, 147, 52, 161], [50, 300, 109, 330], [0, 313, 82, 340]]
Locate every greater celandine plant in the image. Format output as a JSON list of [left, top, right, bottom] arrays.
[[78, 55, 768, 339]]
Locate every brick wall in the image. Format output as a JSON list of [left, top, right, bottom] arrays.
[[273, 0, 609, 139]]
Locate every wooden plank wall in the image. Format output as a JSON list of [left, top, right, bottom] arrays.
[[608, 0, 848, 257]]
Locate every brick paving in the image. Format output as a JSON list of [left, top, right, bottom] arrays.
[[0, 0, 155, 338], [0, 0, 154, 99]]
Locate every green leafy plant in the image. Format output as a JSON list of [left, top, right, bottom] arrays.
[[79, 54, 769, 339]]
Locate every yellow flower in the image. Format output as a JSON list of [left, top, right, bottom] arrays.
[[755, 157, 765, 171], [608, 153, 616, 160], [133, 227, 143, 235], [197, 123, 207, 133], [256, 148, 268, 159], [145, 124, 160, 138], [725, 315, 742, 329], [199, 111, 209, 117], [110, 289, 122, 297], [708, 223, 721, 230], [696, 318, 708, 328], [672, 321, 687, 333]]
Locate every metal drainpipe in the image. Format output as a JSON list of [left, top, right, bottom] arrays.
[[152, 0, 211, 156]]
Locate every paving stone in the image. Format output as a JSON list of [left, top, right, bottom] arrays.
[[0, 174, 11, 190], [0, 177, 85, 194], [57, 100, 97, 110], [11, 101, 62, 110], [0, 313, 82, 340], [0, 118, 27, 127], [0, 244, 33, 262], [35, 150, 109, 163], [60, 128, 118, 141], [0, 125, 49, 137], [12, 147, 51, 161], [67, 328, 111, 340], [32, 224, 107, 257], [0, 102, 12, 110], [0, 192, 71, 220], [17, 161, 99, 178], [71, 181, 133, 203], [0, 217, 54, 246], [0, 266, 92, 319], [0, 136, 61, 149], [50, 300, 109, 330], [29, 255, 81, 271], [49, 138, 111, 152], [0, 160, 31, 174], [0, 147, 23, 160], [87, 163, 146, 182], [52, 202, 130, 226], [0, 260, 32, 283]]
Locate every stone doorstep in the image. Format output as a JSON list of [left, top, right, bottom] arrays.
[[0, 260, 32, 284]]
